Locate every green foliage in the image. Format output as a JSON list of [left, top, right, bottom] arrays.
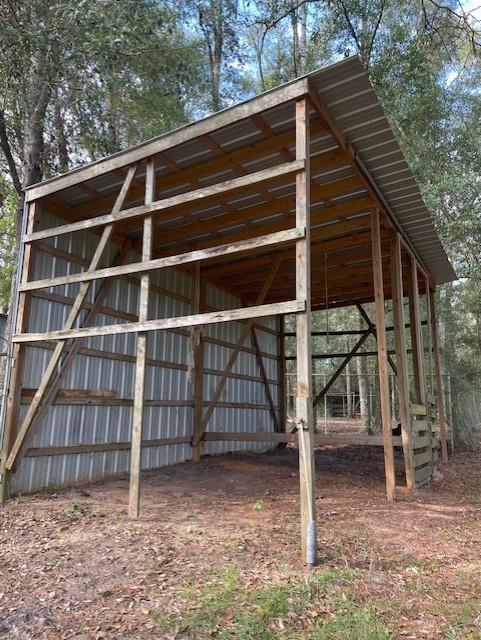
[[0, 177, 16, 308], [0, 0, 480, 438]]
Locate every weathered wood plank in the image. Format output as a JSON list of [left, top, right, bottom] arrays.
[[415, 464, 432, 484], [371, 209, 396, 502], [193, 256, 283, 444], [25, 436, 192, 458], [414, 450, 432, 467], [411, 403, 427, 416], [14, 300, 304, 343], [26, 77, 308, 202], [295, 97, 317, 565], [129, 159, 154, 519], [430, 288, 449, 462], [20, 227, 305, 292], [390, 234, 415, 491], [5, 169, 138, 473], [0, 202, 37, 500], [24, 161, 304, 243]]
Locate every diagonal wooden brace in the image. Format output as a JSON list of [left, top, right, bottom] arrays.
[[5, 165, 138, 472]]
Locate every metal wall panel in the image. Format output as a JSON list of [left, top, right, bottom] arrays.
[[13, 222, 279, 493]]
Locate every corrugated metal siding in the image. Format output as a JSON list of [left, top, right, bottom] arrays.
[[13, 217, 279, 493]]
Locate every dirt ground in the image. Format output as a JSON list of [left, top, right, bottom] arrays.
[[1, 446, 481, 639]]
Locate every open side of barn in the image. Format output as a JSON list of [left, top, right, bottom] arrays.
[[0, 57, 456, 564]]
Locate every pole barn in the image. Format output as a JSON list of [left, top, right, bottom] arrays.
[[0, 57, 455, 564]]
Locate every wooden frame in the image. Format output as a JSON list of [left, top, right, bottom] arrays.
[[1, 62, 455, 568], [295, 97, 317, 565], [390, 235, 415, 490], [371, 210, 396, 502]]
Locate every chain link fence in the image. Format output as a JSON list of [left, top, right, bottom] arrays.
[[286, 368, 455, 442]]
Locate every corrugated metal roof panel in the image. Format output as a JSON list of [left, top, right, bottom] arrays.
[[25, 56, 455, 285]]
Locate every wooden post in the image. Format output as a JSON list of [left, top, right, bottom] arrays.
[[192, 256, 281, 447], [425, 280, 435, 399], [192, 263, 204, 463], [0, 202, 36, 500], [390, 235, 415, 491], [278, 315, 287, 435], [371, 210, 396, 502], [407, 258, 426, 405], [251, 327, 280, 432], [5, 168, 137, 474], [295, 96, 317, 565], [128, 158, 154, 518], [430, 288, 448, 462]]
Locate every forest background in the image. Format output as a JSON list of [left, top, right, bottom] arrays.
[[0, 0, 480, 440]]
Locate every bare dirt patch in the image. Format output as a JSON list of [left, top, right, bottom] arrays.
[[1, 446, 481, 639]]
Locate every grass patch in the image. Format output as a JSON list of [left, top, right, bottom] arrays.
[[150, 567, 390, 639], [40, 481, 66, 495]]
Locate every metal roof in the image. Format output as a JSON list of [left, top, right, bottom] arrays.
[[25, 56, 456, 285]]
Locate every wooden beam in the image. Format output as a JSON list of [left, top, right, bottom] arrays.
[[390, 235, 415, 491], [407, 257, 426, 405], [425, 280, 435, 400], [14, 300, 303, 344], [24, 160, 304, 243], [10, 240, 132, 472], [20, 227, 304, 293], [356, 304, 398, 377], [278, 315, 287, 435], [0, 202, 37, 499], [5, 168, 137, 473], [26, 76, 308, 202], [193, 256, 283, 445], [192, 263, 205, 463], [295, 97, 317, 565], [203, 431, 405, 447], [129, 159, 154, 518], [251, 327, 280, 432], [308, 86, 431, 277], [26, 436, 192, 458], [430, 288, 448, 462], [371, 210, 396, 502], [312, 330, 371, 408]]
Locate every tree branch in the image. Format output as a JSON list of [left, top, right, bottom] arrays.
[[0, 109, 22, 196]]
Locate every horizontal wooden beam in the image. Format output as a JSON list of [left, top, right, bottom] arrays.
[[20, 228, 304, 293], [26, 78, 308, 202], [25, 436, 192, 457], [202, 431, 404, 447], [13, 299, 304, 343], [67, 120, 329, 220], [25, 161, 304, 243]]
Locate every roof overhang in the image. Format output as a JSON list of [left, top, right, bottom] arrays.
[[24, 56, 456, 289]]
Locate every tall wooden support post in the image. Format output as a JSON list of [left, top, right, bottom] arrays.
[[295, 97, 317, 565], [425, 280, 435, 399], [278, 315, 287, 435], [192, 263, 204, 463], [128, 159, 154, 518], [430, 289, 448, 462], [407, 258, 426, 406], [390, 236, 415, 491], [0, 203, 36, 501], [371, 210, 396, 502]]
